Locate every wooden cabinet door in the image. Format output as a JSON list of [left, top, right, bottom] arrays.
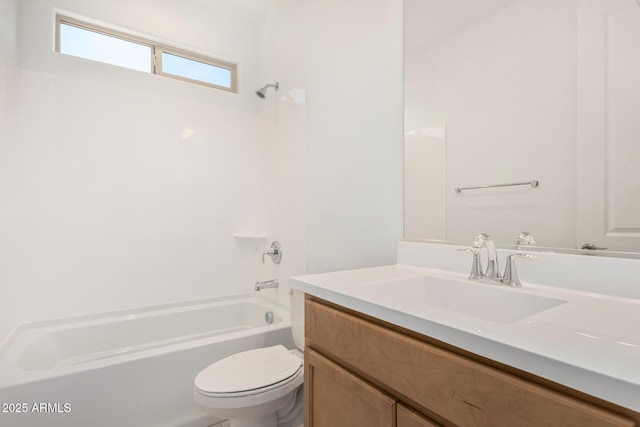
[[397, 404, 441, 427], [304, 349, 396, 427]]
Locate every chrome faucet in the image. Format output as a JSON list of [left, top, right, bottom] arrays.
[[255, 279, 279, 291], [471, 233, 501, 281], [460, 233, 537, 286]]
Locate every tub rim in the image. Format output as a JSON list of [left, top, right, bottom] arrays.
[[0, 293, 291, 388]]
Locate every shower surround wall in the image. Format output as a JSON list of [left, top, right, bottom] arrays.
[[0, 0, 404, 334], [0, 0, 266, 331]]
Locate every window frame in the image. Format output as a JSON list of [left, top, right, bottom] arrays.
[[55, 15, 238, 93]]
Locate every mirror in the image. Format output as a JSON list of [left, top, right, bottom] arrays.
[[404, 0, 640, 254]]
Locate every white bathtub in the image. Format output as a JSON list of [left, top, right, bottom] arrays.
[[0, 294, 294, 427]]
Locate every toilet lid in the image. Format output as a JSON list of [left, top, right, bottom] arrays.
[[195, 345, 302, 394]]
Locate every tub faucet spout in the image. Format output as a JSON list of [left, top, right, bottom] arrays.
[[255, 279, 279, 291]]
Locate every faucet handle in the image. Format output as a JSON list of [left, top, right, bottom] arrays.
[[457, 248, 483, 280], [262, 241, 282, 264], [471, 232, 491, 249], [501, 253, 537, 287], [515, 231, 536, 248]]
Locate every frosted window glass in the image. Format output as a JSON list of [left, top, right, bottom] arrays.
[[161, 52, 232, 88], [59, 23, 151, 73]]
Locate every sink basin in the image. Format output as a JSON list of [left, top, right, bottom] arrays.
[[357, 276, 566, 323]]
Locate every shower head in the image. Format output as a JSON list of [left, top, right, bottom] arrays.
[[256, 82, 279, 98]]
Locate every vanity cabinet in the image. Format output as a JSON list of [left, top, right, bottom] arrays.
[[304, 296, 638, 427]]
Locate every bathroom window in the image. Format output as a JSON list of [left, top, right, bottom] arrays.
[[156, 49, 234, 90], [55, 16, 237, 93]]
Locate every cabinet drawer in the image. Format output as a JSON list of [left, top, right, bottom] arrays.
[[304, 349, 396, 427], [306, 299, 635, 427]]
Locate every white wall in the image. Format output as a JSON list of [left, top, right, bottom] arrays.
[[0, 0, 18, 340], [255, 0, 307, 305], [0, 0, 17, 135], [0, 0, 268, 329], [0, 0, 17, 66], [405, 0, 578, 248], [0, 0, 17, 337], [252, 0, 405, 294], [304, 0, 404, 273]]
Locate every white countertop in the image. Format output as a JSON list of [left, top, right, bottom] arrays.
[[291, 255, 640, 412]]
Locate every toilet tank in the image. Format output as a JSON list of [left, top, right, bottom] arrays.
[[290, 289, 305, 351]]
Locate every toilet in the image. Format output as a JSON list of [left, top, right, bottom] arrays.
[[193, 291, 305, 427]]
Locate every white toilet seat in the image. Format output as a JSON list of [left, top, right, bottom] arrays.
[[195, 345, 302, 396], [197, 365, 303, 398], [193, 346, 304, 414]]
